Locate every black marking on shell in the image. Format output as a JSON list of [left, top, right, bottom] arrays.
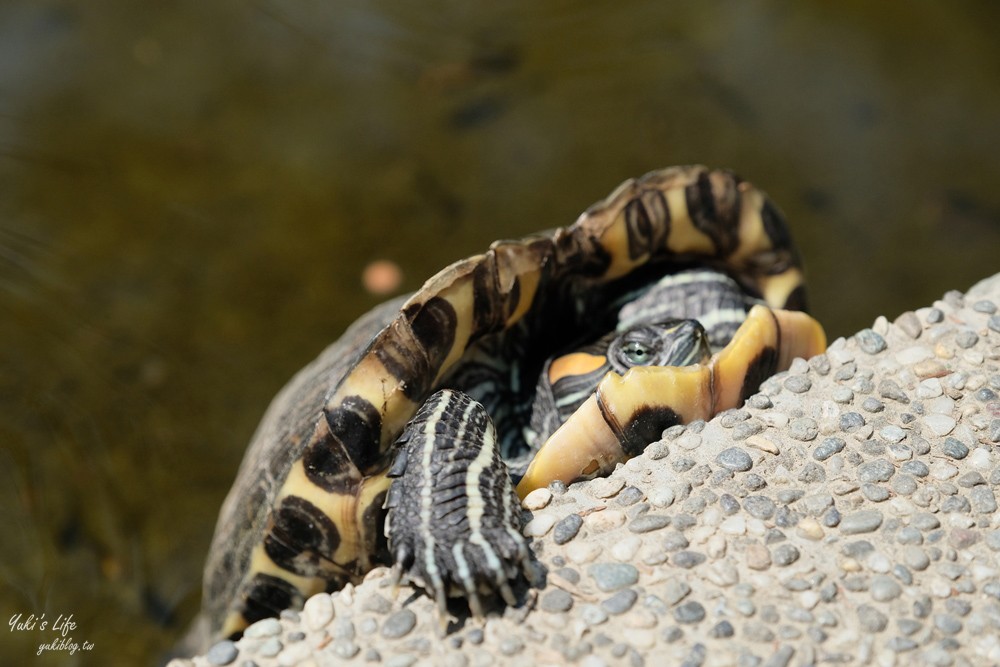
[[302, 429, 359, 493], [686, 170, 738, 256], [618, 404, 682, 457], [784, 283, 809, 313], [624, 189, 670, 260], [739, 345, 780, 403], [263, 496, 341, 578], [408, 296, 457, 368], [238, 573, 304, 635]]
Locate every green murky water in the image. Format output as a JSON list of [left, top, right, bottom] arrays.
[[1, 2, 998, 664]]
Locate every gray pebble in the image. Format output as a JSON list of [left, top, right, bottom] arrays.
[[617, 486, 645, 506], [974, 299, 997, 313], [709, 620, 735, 638], [286, 630, 305, 643], [870, 575, 902, 601], [720, 409, 751, 427], [784, 376, 812, 393], [822, 507, 841, 527], [857, 604, 888, 633], [673, 600, 706, 624], [589, 563, 639, 591], [878, 379, 909, 403], [900, 460, 929, 477], [945, 598, 972, 616], [832, 387, 854, 403], [772, 544, 800, 566], [897, 618, 922, 636], [893, 564, 913, 585], [580, 604, 608, 626], [940, 495, 971, 513], [788, 417, 818, 441], [720, 493, 741, 514], [813, 437, 845, 461], [387, 656, 417, 667], [934, 614, 963, 635], [381, 609, 416, 639], [629, 514, 671, 533], [747, 394, 773, 409], [926, 308, 944, 324], [663, 579, 692, 605], [541, 589, 574, 613], [809, 354, 831, 375], [976, 387, 998, 402], [891, 475, 917, 496], [797, 462, 826, 484], [601, 589, 638, 615], [672, 551, 707, 569], [886, 637, 918, 653], [258, 638, 282, 658], [956, 330, 979, 348], [553, 514, 584, 544], [839, 510, 883, 534], [858, 458, 895, 483], [358, 618, 378, 635], [332, 641, 360, 659], [861, 397, 884, 413], [861, 484, 890, 502], [744, 496, 777, 520], [941, 437, 969, 460], [360, 593, 392, 615], [206, 641, 238, 666], [717, 447, 753, 471], [839, 412, 865, 432], [895, 311, 923, 338], [897, 526, 923, 545], [990, 314, 1000, 333], [733, 420, 764, 440], [856, 329, 887, 354], [835, 362, 857, 382], [879, 425, 906, 443], [970, 486, 998, 513]]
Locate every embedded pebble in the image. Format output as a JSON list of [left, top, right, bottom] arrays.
[[840, 510, 884, 534], [303, 593, 334, 631], [673, 601, 706, 624], [717, 447, 753, 471], [523, 487, 553, 511], [856, 329, 887, 354], [206, 641, 238, 666], [589, 563, 639, 592], [924, 413, 957, 436], [540, 589, 574, 613], [381, 610, 416, 639], [553, 514, 584, 544]]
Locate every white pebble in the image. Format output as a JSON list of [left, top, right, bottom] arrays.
[[303, 593, 335, 631], [799, 590, 820, 610], [522, 487, 552, 511], [566, 541, 602, 564], [610, 535, 643, 561], [524, 513, 556, 537], [923, 413, 956, 436], [866, 552, 892, 574], [927, 395, 955, 415], [917, 378, 943, 398], [648, 487, 675, 508], [720, 516, 746, 535], [968, 447, 992, 470], [706, 535, 728, 559], [929, 462, 959, 480], [896, 346, 934, 365]]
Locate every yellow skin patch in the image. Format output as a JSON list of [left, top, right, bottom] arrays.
[[547, 352, 609, 385], [216, 165, 821, 639]]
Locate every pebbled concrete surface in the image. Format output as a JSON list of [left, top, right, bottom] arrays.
[[174, 273, 1000, 667]]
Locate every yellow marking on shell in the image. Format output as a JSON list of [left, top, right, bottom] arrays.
[[598, 363, 715, 427], [548, 352, 608, 384], [728, 186, 771, 265], [492, 241, 546, 327], [664, 187, 716, 255], [430, 274, 477, 388], [759, 268, 805, 310], [773, 308, 827, 370], [710, 305, 780, 412], [598, 208, 645, 280]]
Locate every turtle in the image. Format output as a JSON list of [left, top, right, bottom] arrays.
[[191, 165, 827, 647]]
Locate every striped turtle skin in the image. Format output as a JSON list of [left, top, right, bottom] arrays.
[[193, 165, 827, 645]]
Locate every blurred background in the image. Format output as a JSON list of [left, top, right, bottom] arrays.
[[1, 1, 998, 664]]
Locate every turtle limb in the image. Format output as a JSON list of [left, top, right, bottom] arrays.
[[516, 305, 827, 496], [385, 389, 532, 622]]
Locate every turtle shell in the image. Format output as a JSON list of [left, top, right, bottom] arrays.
[[196, 165, 825, 643]]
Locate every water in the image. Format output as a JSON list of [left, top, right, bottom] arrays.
[[1, 1, 997, 664]]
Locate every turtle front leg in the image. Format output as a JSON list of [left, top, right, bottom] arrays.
[[384, 389, 533, 621]]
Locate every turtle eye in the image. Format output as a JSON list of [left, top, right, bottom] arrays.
[[620, 340, 654, 366]]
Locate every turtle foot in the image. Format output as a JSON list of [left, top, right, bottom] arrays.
[[384, 389, 533, 619]]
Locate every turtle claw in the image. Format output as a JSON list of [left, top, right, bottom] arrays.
[[385, 389, 532, 620]]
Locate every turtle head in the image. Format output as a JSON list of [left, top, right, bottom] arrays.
[[606, 319, 711, 373]]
